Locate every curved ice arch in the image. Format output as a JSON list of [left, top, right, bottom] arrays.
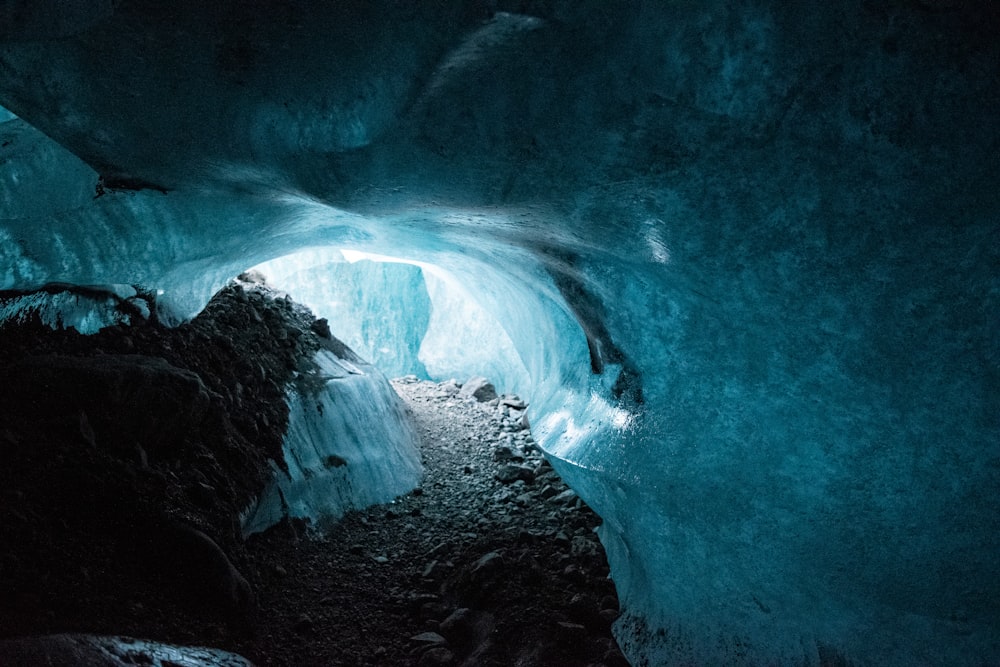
[[253, 248, 533, 395], [1, 3, 999, 664]]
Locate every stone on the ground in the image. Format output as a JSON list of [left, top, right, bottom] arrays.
[[493, 445, 524, 462], [496, 464, 535, 484], [457, 376, 497, 402], [500, 396, 527, 410], [410, 631, 448, 646], [472, 551, 504, 575], [418, 646, 455, 666], [438, 379, 460, 396], [551, 488, 578, 504], [439, 607, 475, 641]]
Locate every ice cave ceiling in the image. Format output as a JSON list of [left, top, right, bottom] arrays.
[[1, 1, 999, 665]]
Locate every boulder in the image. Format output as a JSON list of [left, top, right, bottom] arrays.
[[457, 377, 496, 402]]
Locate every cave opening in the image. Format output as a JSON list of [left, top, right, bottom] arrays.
[[0, 235, 632, 666]]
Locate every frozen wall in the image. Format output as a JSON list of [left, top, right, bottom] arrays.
[[241, 346, 422, 536], [1, 2, 998, 665], [0, 284, 150, 333], [253, 250, 433, 380], [253, 249, 532, 393]]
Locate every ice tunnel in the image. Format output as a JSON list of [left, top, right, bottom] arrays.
[[1, 1, 999, 664]]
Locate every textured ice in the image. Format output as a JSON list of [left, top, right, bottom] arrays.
[[253, 250, 432, 380], [1, 3, 999, 664], [254, 249, 532, 394], [241, 347, 421, 536], [0, 284, 149, 334]]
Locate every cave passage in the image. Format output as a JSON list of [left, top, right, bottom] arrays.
[[2, 3, 999, 664]]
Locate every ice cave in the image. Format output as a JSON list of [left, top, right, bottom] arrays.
[[1, 1, 998, 665]]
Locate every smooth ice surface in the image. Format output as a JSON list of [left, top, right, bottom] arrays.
[[242, 347, 421, 536], [1, 3, 999, 664]]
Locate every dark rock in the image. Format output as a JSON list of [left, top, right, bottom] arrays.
[[293, 613, 313, 634], [419, 601, 449, 622], [500, 396, 527, 410], [599, 608, 621, 625], [571, 535, 599, 559], [472, 551, 504, 575], [602, 647, 631, 667], [418, 647, 455, 666], [492, 445, 524, 462], [136, 519, 255, 632], [0, 354, 213, 457], [556, 621, 588, 639], [310, 318, 332, 339], [457, 377, 497, 402], [410, 631, 447, 646], [539, 484, 559, 499], [561, 564, 587, 584], [568, 593, 604, 630], [439, 607, 475, 642], [495, 464, 535, 484], [551, 488, 578, 504]]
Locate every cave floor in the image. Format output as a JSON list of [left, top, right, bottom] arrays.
[[231, 378, 627, 667]]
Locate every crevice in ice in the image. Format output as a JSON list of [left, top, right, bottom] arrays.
[[538, 245, 644, 406]]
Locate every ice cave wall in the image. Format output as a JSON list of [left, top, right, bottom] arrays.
[[242, 343, 422, 537], [1, 2, 999, 665], [252, 249, 533, 394]]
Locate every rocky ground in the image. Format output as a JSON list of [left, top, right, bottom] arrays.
[[0, 280, 628, 666], [233, 377, 628, 666]]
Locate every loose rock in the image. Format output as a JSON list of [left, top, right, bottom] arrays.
[[457, 376, 497, 402]]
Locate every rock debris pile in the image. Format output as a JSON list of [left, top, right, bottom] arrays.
[[236, 376, 628, 667], [0, 279, 627, 666]]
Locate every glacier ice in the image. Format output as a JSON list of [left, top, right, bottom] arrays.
[[252, 248, 532, 394], [0, 283, 151, 334], [241, 343, 421, 537], [1, 2, 999, 664], [252, 250, 433, 381]]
